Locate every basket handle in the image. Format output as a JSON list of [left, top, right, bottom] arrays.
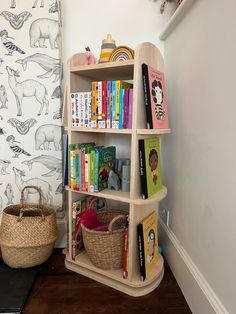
[[87, 197, 108, 212], [18, 185, 44, 222], [108, 214, 127, 233]]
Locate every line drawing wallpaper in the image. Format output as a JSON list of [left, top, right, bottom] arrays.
[[0, 0, 64, 220]]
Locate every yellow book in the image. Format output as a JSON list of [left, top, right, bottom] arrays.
[[137, 211, 158, 281]]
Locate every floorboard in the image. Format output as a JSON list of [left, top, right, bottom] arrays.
[[22, 250, 192, 314]]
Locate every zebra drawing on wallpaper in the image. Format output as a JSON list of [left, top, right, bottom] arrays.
[[16, 53, 61, 82], [29, 18, 60, 49], [0, 11, 32, 30], [13, 167, 53, 205], [10, 0, 44, 9], [6, 66, 49, 116]]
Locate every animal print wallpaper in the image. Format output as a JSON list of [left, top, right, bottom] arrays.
[[0, 0, 64, 220]]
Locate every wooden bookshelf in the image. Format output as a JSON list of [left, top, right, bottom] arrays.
[[64, 42, 169, 296]]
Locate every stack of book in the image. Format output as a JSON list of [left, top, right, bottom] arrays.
[[69, 142, 116, 193], [70, 80, 133, 129]]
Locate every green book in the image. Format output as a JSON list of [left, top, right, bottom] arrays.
[[98, 146, 116, 191], [138, 138, 162, 199]]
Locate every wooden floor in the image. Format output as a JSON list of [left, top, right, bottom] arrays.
[[23, 250, 191, 314]]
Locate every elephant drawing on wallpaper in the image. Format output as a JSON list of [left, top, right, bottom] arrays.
[[6, 66, 49, 116], [29, 18, 60, 49], [10, 0, 44, 9]]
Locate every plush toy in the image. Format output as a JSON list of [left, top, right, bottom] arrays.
[[85, 46, 97, 65], [108, 169, 121, 191]]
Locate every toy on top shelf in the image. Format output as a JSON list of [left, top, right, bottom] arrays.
[[108, 46, 134, 62], [99, 34, 116, 63], [85, 46, 97, 65]]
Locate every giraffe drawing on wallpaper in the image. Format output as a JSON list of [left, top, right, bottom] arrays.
[[13, 167, 53, 205], [6, 66, 49, 116], [10, 0, 44, 9], [29, 18, 60, 49]]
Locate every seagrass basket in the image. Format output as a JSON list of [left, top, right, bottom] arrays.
[[0, 186, 57, 268], [81, 199, 127, 270]]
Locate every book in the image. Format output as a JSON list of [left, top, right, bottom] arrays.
[[138, 137, 162, 199], [137, 211, 158, 281], [98, 146, 116, 191], [142, 63, 168, 129], [123, 216, 129, 279]]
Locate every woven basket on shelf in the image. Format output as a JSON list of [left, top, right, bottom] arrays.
[[0, 186, 57, 268], [81, 199, 127, 270]]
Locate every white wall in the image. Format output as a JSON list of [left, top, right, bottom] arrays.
[[61, 0, 176, 63], [162, 0, 236, 312]]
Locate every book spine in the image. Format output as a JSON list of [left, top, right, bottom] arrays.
[[90, 149, 95, 192], [122, 89, 129, 128], [139, 139, 148, 199], [127, 89, 133, 128], [137, 223, 146, 281], [75, 93, 79, 127], [123, 218, 129, 279], [84, 92, 89, 128], [81, 147, 86, 191], [85, 152, 90, 192], [119, 88, 124, 129], [88, 91, 92, 128], [106, 81, 111, 128], [94, 149, 99, 192], [91, 81, 98, 128], [115, 80, 120, 128], [69, 144, 76, 190], [111, 80, 116, 128], [75, 149, 81, 191], [70, 93, 76, 127], [142, 64, 153, 129], [101, 80, 107, 127], [71, 201, 77, 260]]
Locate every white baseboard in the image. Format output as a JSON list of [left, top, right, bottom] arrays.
[[55, 219, 67, 248], [159, 218, 228, 314]]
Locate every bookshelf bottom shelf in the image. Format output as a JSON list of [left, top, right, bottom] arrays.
[[65, 253, 164, 297]]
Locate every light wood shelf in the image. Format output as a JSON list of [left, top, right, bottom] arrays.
[[65, 253, 164, 297], [71, 127, 132, 134], [64, 42, 169, 296]]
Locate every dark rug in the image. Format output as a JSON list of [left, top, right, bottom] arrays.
[[0, 258, 40, 313]]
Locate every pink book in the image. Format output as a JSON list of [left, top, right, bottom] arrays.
[[142, 63, 169, 129], [127, 89, 133, 128], [122, 89, 129, 128]]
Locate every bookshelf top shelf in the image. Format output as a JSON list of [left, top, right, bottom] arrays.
[[70, 60, 134, 80]]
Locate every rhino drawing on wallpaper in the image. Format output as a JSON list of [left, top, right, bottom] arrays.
[[6, 66, 49, 116], [13, 167, 53, 205], [22, 154, 62, 179], [35, 124, 61, 151], [29, 18, 60, 49], [16, 53, 61, 83]]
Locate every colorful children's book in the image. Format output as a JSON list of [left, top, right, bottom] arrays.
[[137, 211, 158, 281], [138, 137, 162, 199], [98, 146, 116, 191], [142, 63, 168, 129]]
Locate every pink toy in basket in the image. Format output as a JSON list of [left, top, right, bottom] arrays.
[[79, 209, 108, 232]]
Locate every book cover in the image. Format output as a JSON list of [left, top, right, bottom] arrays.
[[142, 63, 168, 129], [137, 211, 158, 281], [98, 146, 116, 191], [139, 137, 162, 199]]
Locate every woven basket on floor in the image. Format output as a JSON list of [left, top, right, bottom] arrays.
[[0, 186, 57, 268], [81, 199, 127, 270]]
